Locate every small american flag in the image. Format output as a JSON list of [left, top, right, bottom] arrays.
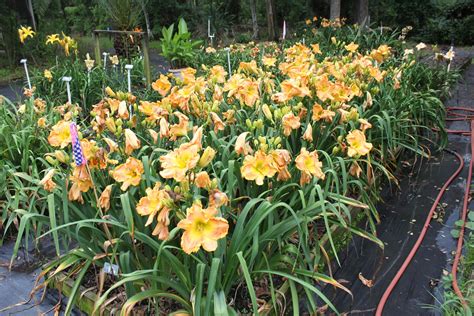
[[70, 122, 87, 166]]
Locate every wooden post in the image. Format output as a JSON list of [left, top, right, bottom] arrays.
[[142, 35, 151, 87], [93, 32, 101, 66]]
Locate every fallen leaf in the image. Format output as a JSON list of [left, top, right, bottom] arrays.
[[358, 273, 374, 288]]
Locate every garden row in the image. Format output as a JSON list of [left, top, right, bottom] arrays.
[[0, 23, 458, 315]]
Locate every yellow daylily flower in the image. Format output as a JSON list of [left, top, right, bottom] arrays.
[[18, 26, 35, 43]]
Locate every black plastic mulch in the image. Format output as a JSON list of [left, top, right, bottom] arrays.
[[323, 62, 474, 315]]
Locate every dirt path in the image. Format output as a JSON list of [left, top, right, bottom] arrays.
[[323, 55, 474, 315]]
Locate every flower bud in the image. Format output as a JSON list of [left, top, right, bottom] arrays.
[[198, 147, 216, 168], [54, 150, 69, 163]]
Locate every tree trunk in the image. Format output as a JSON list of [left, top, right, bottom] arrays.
[[330, 0, 341, 20], [265, 0, 276, 40], [26, 0, 37, 31], [250, 0, 259, 40], [357, 0, 369, 27], [139, 0, 152, 38]]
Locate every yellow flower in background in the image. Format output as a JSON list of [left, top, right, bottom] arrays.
[[136, 183, 173, 240], [345, 42, 359, 53], [37, 117, 47, 128], [39, 169, 56, 192], [124, 129, 141, 155], [177, 202, 229, 254], [346, 129, 373, 157], [415, 42, 427, 51], [311, 44, 322, 54], [295, 147, 325, 185], [110, 55, 119, 65], [152, 74, 172, 96], [210, 65, 227, 83], [48, 120, 72, 148], [240, 150, 277, 185], [84, 53, 95, 71], [159, 143, 200, 182], [110, 157, 144, 191], [46, 34, 60, 45], [262, 56, 277, 67], [18, 26, 35, 43], [205, 46, 217, 53], [44, 69, 53, 82], [238, 60, 259, 75], [282, 112, 301, 136]]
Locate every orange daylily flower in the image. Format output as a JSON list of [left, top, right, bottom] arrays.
[[302, 124, 313, 142], [345, 42, 359, 53], [262, 56, 277, 67], [169, 112, 190, 140], [210, 112, 225, 133], [346, 129, 373, 157], [48, 120, 72, 148], [177, 202, 229, 254], [194, 171, 212, 189], [124, 129, 141, 155], [209, 65, 227, 83], [240, 150, 278, 185], [282, 112, 301, 136], [235, 132, 253, 156], [136, 183, 173, 240], [40, 169, 56, 191], [110, 157, 144, 191], [159, 143, 200, 182], [152, 74, 172, 96], [99, 185, 113, 211], [68, 165, 93, 202], [295, 147, 325, 185]]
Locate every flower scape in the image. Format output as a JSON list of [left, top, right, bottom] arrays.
[[3, 22, 455, 315]]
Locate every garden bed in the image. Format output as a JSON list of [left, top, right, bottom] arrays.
[[1, 20, 461, 315]]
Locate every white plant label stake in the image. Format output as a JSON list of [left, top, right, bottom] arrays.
[[125, 64, 134, 119], [208, 17, 215, 46], [225, 47, 231, 79], [103, 52, 108, 69], [62, 76, 72, 104], [20, 59, 31, 89]]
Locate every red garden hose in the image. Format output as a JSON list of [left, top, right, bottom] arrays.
[[375, 107, 472, 315]]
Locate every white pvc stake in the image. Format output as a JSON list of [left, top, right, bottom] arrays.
[[62, 76, 72, 104], [125, 64, 133, 93], [20, 59, 31, 89], [225, 47, 231, 78], [103, 52, 108, 69], [125, 64, 133, 119], [447, 45, 454, 72]]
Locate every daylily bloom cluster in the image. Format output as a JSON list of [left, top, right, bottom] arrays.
[[38, 36, 406, 255]]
